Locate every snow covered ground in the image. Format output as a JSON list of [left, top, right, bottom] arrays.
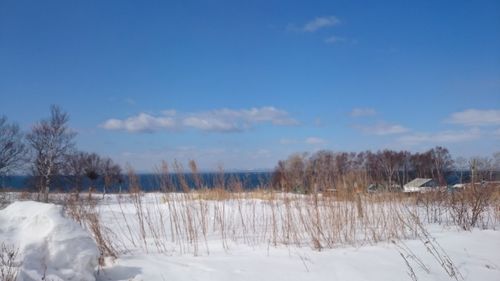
[[97, 229, 500, 281], [0, 201, 98, 281], [1, 192, 499, 281]]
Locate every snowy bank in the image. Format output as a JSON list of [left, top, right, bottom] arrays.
[[0, 201, 99, 281], [98, 229, 500, 281]]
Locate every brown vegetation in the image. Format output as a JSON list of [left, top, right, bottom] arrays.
[[0, 242, 19, 281], [59, 161, 498, 260]]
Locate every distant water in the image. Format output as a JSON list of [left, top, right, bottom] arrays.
[[0, 171, 483, 193], [0, 172, 273, 192]]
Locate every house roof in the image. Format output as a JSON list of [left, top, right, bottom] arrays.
[[404, 178, 433, 187]]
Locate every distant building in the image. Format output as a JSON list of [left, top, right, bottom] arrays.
[[403, 178, 438, 193], [452, 183, 465, 189]]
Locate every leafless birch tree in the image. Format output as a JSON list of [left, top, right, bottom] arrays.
[[26, 106, 76, 202]]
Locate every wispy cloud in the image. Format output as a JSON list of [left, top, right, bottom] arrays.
[[398, 128, 481, 145], [324, 35, 347, 44], [182, 116, 241, 132], [101, 113, 176, 133], [350, 108, 377, 117], [305, 137, 327, 145], [302, 16, 340, 32], [288, 16, 340, 33], [356, 122, 409, 135], [101, 107, 299, 133], [446, 109, 500, 126]]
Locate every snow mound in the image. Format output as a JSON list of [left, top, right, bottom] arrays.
[[0, 201, 99, 281]]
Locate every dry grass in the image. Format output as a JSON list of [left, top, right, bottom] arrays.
[[77, 168, 499, 258], [103, 190, 453, 255], [191, 188, 231, 201], [5, 162, 490, 260], [64, 194, 119, 266], [2, 179, 497, 260], [0, 242, 19, 281], [402, 209, 464, 281], [448, 183, 497, 230]]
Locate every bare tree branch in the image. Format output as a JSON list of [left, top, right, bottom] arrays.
[[26, 105, 76, 202]]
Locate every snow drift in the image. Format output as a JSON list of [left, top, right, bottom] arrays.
[[0, 201, 99, 281]]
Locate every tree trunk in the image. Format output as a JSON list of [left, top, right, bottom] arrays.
[[43, 174, 50, 203]]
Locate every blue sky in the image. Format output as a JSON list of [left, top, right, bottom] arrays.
[[1, 0, 499, 171]]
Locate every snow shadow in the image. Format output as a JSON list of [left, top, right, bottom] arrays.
[[97, 265, 142, 281]]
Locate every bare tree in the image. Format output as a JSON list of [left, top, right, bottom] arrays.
[[63, 151, 87, 196], [377, 150, 403, 190], [286, 153, 307, 193], [470, 156, 493, 182], [83, 152, 102, 191], [102, 157, 122, 197], [411, 151, 433, 178], [365, 151, 383, 183], [494, 152, 500, 166], [63, 151, 121, 197], [274, 146, 471, 194], [273, 153, 308, 193], [0, 116, 27, 176], [430, 146, 453, 186], [308, 150, 335, 192], [494, 152, 500, 181], [454, 156, 468, 184], [26, 106, 76, 202], [271, 160, 287, 191], [399, 151, 413, 186], [334, 152, 350, 190]]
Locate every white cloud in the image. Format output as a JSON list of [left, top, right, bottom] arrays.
[[286, 16, 341, 33], [101, 113, 176, 133], [220, 107, 298, 126], [183, 116, 240, 132], [398, 128, 481, 145], [305, 137, 327, 145], [357, 122, 409, 135], [101, 106, 298, 133], [324, 36, 347, 44], [446, 109, 500, 126], [302, 16, 340, 32], [350, 108, 377, 117]]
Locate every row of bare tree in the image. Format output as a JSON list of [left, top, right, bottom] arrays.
[[272, 149, 500, 193], [0, 106, 122, 202]]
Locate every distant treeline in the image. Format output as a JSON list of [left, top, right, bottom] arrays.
[[271, 148, 500, 193]]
